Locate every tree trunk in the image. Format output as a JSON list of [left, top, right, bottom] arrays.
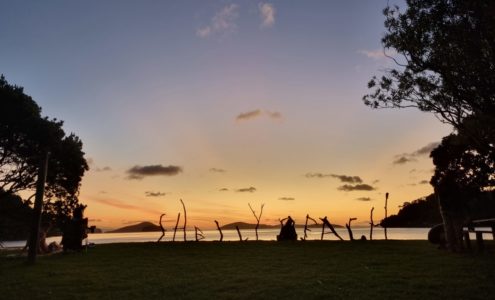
[[438, 194, 465, 252], [27, 151, 49, 265]]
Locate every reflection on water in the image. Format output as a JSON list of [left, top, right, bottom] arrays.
[[2, 227, 430, 248]]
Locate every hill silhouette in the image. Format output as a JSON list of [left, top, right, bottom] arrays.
[[220, 222, 277, 230], [381, 192, 495, 227], [108, 222, 161, 233]]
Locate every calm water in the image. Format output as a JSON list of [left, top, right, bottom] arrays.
[[2, 227, 430, 248]]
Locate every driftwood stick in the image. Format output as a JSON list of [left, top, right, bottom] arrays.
[[194, 226, 204, 242], [346, 217, 357, 241], [180, 199, 187, 242], [370, 207, 375, 240], [384, 192, 389, 240], [214, 220, 224, 241], [303, 214, 318, 241], [320, 216, 344, 241], [321, 220, 325, 240], [248, 203, 265, 241], [172, 212, 180, 242], [157, 213, 166, 242], [235, 226, 243, 241]]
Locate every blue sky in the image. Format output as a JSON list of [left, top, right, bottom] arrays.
[[0, 1, 452, 229]]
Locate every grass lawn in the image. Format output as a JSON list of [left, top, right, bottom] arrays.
[[1, 240, 494, 299]]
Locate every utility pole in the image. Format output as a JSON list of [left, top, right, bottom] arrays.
[[27, 151, 49, 265]]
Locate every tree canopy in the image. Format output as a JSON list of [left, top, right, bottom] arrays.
[[364, 0, 495, 251], [363, 0, 495, 192], [0, 75, 88, 222], [364, 0, 495, 128]]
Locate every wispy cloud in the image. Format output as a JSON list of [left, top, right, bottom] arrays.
[[338, 184, 376, 192], [393, 142, 440, 165], [87, 158, 112, 172], [418, 180, 429, 185], [236, 109, 263, 121], [236, 187, 257, 193], [357, 49, 387, 60], [266, 111, 282, 120], [356, 197, 372, 201], [305, 173, 363, 183], [95, 166, 112, 172], [209, 168, 226, 173], [357, 49, 397, 60], [393, 156, 417, 165], [413, 142, 440, 156], [278, 197, 295, 201], [93, 199, 160, 215], [145, 191, 166, 197], [259, 2, 275, 28], [235, 109, 283, 122], [197, 4, 239, 38], [219, 188, 229, 192], [126, 164, 182, 180]]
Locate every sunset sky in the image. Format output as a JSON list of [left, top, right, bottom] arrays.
[[0, 1, 452, 230]]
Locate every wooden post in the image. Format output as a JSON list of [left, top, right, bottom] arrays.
[[172, 212, 180, 242], [27, 151, 49, 265], [370, 207, 375, 241], [248, 203, 264, 241], [384, 192, 389, 240], [346, 218, 357, 241], [157, 213, 166, 242], [180, 199, 187, 242], [214, 220, 223, 241]]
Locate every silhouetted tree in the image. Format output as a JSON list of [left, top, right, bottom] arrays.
[[0, 75, 88, 226], [430, 130, 495, 251], [363, 1, 495, 251]]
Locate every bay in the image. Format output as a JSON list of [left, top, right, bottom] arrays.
[[2, 227, 430, 248]]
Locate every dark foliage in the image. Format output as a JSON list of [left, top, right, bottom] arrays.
[[0, 75, 88, 227], [381, 194, 442, 227], [363, 0, 495, 128], [364, 0, 495, 251], [0, 190, 31, 240]]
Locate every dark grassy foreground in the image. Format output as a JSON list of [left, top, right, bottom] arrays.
[[1, 241, 494, 299]]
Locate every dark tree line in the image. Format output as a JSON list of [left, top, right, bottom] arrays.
[[365, 0, 495, 251]]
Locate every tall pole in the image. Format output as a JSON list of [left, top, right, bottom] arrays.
[[27, 151, 49, 265], [384, 192, 389, 240]]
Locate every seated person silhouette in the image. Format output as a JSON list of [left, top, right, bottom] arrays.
[[38, 222, 62, 254], [277, 216, 298, 241], [62, 205, 88, 251]]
